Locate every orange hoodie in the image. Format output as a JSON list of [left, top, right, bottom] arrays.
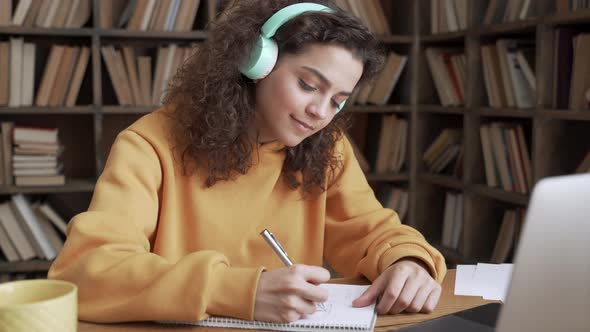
[[48, 108, 446, 323]]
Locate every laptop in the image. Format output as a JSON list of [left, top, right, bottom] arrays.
[[396, 173, 590, 332]]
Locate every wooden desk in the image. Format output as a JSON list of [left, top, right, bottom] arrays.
[[78, 270, 495, 332]]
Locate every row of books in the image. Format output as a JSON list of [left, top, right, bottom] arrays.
[[0, 40, 90, 107], [1, 123, 65, 187], [0, 0, 90, 28], [430, 0, 468, 34], [100, 0, 202, 31], [557, 0, 590, 12], [554, 30, 590, 110], [480, 122, 532, 194], [481, 40, 536, 109], [490, 208, 526, 264], [483, 0, 539, 25], [425, 48, 467, 107], [332, 0, 391, 36], [423, 128, 463, 176], [377, 185, 409, 222], [102, 43, 197, 106], [0, 194, 67, 262], [374, 114, 408, 174], [348, 51, 408, 106], [440, 191, 464, 250]]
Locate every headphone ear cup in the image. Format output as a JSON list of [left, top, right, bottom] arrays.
[[240, 35, 279, 80]]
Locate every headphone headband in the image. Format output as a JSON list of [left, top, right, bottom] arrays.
[[261, 3, 333, 38]]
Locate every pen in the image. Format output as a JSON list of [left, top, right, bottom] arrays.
[[260, 229, 293, 266], [260, 229, 327, 311]]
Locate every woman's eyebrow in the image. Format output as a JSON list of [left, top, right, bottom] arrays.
[[301, 66, 352, 96]]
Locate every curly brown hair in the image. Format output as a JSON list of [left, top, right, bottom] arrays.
[[164, 0, 384, 195]]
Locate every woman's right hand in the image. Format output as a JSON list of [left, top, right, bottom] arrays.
[[254, 264, 331, 322]]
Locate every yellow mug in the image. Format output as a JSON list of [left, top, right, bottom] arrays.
[[0, 279, 77, 332]]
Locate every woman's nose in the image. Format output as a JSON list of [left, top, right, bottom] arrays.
[[306, 100, 329, 120]]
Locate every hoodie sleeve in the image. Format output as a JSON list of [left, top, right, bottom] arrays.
[[323, 135, 447, 283], [48, 130, 263, 323]]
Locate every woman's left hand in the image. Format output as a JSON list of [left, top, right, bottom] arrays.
[[352, 258, 441, 314]]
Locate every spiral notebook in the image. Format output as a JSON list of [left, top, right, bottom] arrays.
[[159, 284, 377, 331]]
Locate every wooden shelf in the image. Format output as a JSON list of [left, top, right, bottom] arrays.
[[365, 173, 410, 182], [418, 173, 464, 190], [0, 260, 53, 273], [538, 110, 590, 121], [468, 184, 529, 206], [0, 27, 93, 36], [475, 107, 535, 118], [350, 104, 412, 113], [0, 106, 95, 114], [546, 9, 590, 26], [97, 29, 208, 40], [102, 106, 158, 114], [0, 178, 96, 195], [476, 18, 539, 36], [420, 31, 467, 42], [417, 105, 465, 115]]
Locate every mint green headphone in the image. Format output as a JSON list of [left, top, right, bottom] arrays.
[[240, 3, 347, 112]]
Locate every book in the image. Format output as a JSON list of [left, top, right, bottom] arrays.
[[491, 210, 517, 263], [0, 42, 8, 106], [15, 174, 65, 186], [0, 202, 36, 260], [0, 222, 19, 262], [160, 284, 377, 332], [9, 38, 23, 107], [0, 0, 11, 26], [37, 203, 68, 235], [10, 194, 57, 260]]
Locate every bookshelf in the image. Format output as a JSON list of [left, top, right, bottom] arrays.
[[0, 0, 589, 278]]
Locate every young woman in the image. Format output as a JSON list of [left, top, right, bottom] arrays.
[[49, 0, 446, 324]]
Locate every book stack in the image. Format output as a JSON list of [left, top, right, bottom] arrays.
[[491, 208, 526, 263], [425, 48, 466, 106], [0, 194, 66, 262], [377, 185, 409, 223], [99, 0, 201, 31], [102, 43, 198, 106], [430, 0, 468, 34], [480, 122, 532, 194], [2, 0, 91, 28], [374, 114, 408, 174], [481, 39, 536, 109], [440, 191, 464, 250], [482, 0, 539, 25], [11, 126, 65, 187], [349, 51, 408, 106], [332, 0, 390, 36], [423, 128, 463, 176]]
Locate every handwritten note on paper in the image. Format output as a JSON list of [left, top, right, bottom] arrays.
[[292, 284, 375, 326]]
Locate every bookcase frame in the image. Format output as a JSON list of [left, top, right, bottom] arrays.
[[1, 0, 589, 274]]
